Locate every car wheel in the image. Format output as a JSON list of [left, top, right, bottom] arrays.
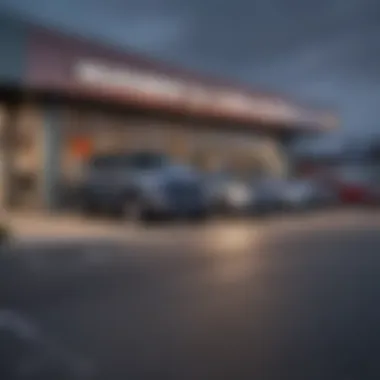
[[81, 200, 99, 217], [122, 198, 148, 223], [189, 210, 208, 224]]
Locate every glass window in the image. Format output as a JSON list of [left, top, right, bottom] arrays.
[[90, 152, 169, 170], [336, 165, 375, 183]]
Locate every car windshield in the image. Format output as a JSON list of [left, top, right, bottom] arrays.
[[208, 170, 244, 185], [210, 170, 232, 180], [337, 165, 375, 184], [90, 152, 169, 170]]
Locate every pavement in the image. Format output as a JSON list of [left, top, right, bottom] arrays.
[[1, 209, 380, 379]]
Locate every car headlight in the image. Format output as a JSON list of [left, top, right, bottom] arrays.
[[226, 184, 251, 205]]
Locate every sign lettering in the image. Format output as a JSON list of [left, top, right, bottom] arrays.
[[73, 59, 335, 127]]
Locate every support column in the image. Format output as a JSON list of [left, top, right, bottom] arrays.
[[0, 102, 19, 209], [278, 132, 299, 177], [42, 103, 62, 211]]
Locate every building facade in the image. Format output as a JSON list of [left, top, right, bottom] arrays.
[[0, 13, 337, 211]]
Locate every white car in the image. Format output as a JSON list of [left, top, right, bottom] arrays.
[[280, 179, 315, 210], [252, 177, 285, 213], [205, 171, 254, 215], [254, 177, 315, 212]]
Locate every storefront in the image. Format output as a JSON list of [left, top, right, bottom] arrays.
[[56, 106, 291, 208], [0, 13, 337, 211]]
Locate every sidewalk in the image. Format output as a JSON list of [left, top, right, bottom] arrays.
[[5, 211, 242, 251], [7, 208, 376, 249], [5, 211, 203, 248], [7, 211, 129, 243]]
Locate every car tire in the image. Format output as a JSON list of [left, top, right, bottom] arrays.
[[81, 200, 99, 217], [189, 210, 208, 224], [122, 197, 148, 224]]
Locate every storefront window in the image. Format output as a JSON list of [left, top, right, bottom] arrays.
[[10, 104, 43, 208]]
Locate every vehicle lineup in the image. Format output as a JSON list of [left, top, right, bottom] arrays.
[[79, 151, 379, 224], [80, 152, 208, 222]]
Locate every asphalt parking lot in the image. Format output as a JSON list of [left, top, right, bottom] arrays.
[[1, 209, 380, 379]]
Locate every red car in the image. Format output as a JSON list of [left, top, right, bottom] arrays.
[[333, 164, 378, 205]]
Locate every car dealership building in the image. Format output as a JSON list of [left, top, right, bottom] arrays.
[[0, 13, 337, 211]]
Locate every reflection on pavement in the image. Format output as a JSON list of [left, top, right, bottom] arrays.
[[200, 222, 262, 254]]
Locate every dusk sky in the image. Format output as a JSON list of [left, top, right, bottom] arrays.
[[0, 0, 379, 148]]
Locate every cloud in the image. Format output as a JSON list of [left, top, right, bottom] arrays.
[[98, 13, 189, 53], [0, 0, 190, 53], [1, 0, 380, 138]]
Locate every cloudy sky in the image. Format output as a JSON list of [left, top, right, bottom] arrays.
[[0, 0, 379, 147]]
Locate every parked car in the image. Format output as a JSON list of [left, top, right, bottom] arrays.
[[205, 171, 254, 216], [310, 179, 339, 208], [333, 164, 376, 205], [287, 177, 338, 209], [278, 178, 316, 211], [80, 152, 208, 222], [254, 177, 322, 213], [252, 177, 286, 214]]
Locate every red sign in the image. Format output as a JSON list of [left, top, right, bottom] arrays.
[[69, 137, 92, 158]]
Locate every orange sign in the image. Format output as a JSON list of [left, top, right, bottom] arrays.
[[69, 137, 93, 158]]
